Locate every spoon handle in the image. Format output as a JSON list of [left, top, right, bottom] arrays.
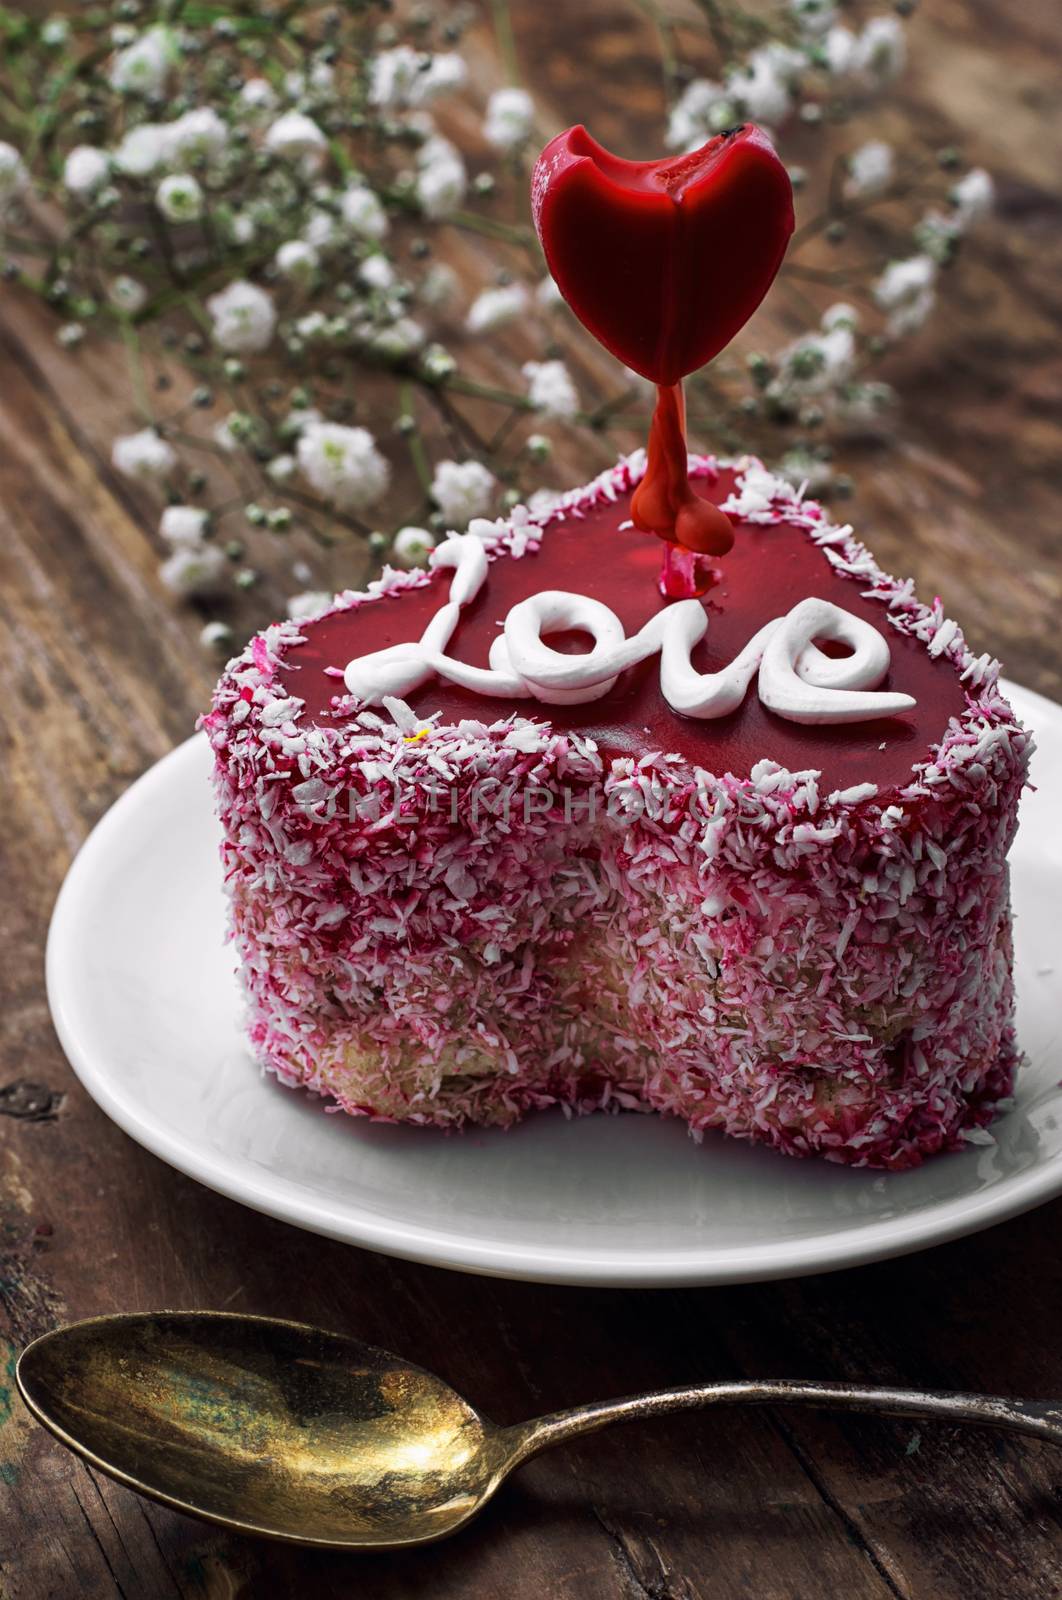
[[506, 1381, 1062, 1465]]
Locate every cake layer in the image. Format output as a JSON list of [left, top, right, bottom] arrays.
[[203, 456, 1029, 1168]]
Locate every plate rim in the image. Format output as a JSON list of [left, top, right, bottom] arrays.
[[45, 679, 1062, 1287]]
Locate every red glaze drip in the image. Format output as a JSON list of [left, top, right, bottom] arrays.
[[283, 471, 968, 797], [632, 380, 736, 569]]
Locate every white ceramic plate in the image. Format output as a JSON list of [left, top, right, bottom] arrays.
[[46, 681, 1062, 1287]]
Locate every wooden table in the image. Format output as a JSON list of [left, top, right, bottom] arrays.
[[3, 2, 1061, 1594]]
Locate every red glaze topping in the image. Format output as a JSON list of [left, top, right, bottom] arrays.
[[283, 472, 967, 796]]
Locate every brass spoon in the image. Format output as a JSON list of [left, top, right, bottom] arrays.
[[17, 1311, 1062, 1550]]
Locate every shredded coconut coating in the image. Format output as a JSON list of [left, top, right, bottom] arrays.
[[201, 456, 1030, 1169]]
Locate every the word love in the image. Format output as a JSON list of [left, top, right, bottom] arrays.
[[343, 535, 916, 726]]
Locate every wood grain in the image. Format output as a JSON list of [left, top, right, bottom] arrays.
[[2, 2, 1062, 1596]]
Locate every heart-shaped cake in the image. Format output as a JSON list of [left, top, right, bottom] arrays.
[[203, 458, 1027, 1169]]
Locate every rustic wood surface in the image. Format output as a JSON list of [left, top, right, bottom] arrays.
[[2, 1, 1062, 1596]]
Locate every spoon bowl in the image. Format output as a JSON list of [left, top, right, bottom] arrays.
[[16, 1312, 514, 1547], [18, 1311, 1062, 1550]]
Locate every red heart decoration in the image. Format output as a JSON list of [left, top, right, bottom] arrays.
[[532, 124, 794, 385]]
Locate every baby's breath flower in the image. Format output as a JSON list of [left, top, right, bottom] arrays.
[[160, 505, 209, 545], [206, 280, 276, 353], [844, 140, 893, 199], [535, 275, 563, 310], [415, 135, 466, 219], [113, 123, 170, 178], [726, 42, 803, 126], [821, 302, 859, 332], [853, 15, 906, 85], [418, 261, 459, 309], [297, 421, 390, 510], [286, 590, 333, 620], [58, 322, 85, 347], [392, 526, 435, 568], [227, 211, 257, 245], [338, 183, 389, 238], [213, 414, 245, 452], [267, 453, 297, 483], [483, 87, 535, 152], [167, 107, 229, 163], [430, 458, 495, 526], [362, 315, 425, 359], [200, 619, 234, 654], [112, 428, 177, 480], [275, 239, 319, 283], [108, 25, 177, 96], [873, 253, 936, 309], [238, 78, 278, 115], [369, 47, 467, 109], [159, 542, 227, 598], [822, 25, 857, 76], [466, 282, 529, 334], [790, 0, 837, 37], [0, 142, 28, 203], [666, 80, 735, 151], [63, 146, 110, 197], [421, 342, 456, 381], [522, 359, 579, 419], [265, 111, 328, 161], [155, 173, 204, 223], [951, 167, 994, 226], [108, 275, 148, 315], [358, 254, 395, 291]]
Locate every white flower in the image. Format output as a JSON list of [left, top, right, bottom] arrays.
[[886, 287, 936, 339], [484, 87, 535, 151], [238, 77, 277, 115], [282, 405, 324, 438], [160, 505, 209, 544], [63, 145, 110, 197], [845, 140, 893, 199], [275, 239, 319, 283], [0, 141, 27, 202], [303, 209, 337, 250], [873, 253, 937, 310], [267, 453, 297, 483], [285, 61, 335, 99], [392, 526, 435, 569], [951, 168, 994, 226], [421, 342, 457, 381], [369, 48, 467, 109], [835, 381, 894, 429], [536, 275, 563, 310], [430, 458, 496, 526], [287, 590, 333, 620], [228, 211, 256, 245], [297, 421, 390, 510], [363, 316, 425, 359], [523, 359, 579, 419], [109, 25, 176, 96], [822, 25, 857, 76], [265, 111, 327, 161], [466, 282, 529, 334], [167, 107, 228, 163], [789, 0, 837, 37], [113, 123, 170, 177], [854, 16, 906, 85], [200, 620, 234, 653], [112, 429, 177, 481], [294, 311, 328, 341], [155, 174, 203, 223], [666, 80, 734, 150], [418, 261, 459, 309], [109, 275, 148, 315], [773, 326, 855, 397], [726, 43, 803, 127], [821, 302, 859, 333], [415, 135, 466, 219], [338, 183, 389, 238], [213, 415, 243, 452], [159, 543, 227, 598], [206, 280, 276, 353], [914, 208, 960, 262], [358, 254, 395, 291]]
